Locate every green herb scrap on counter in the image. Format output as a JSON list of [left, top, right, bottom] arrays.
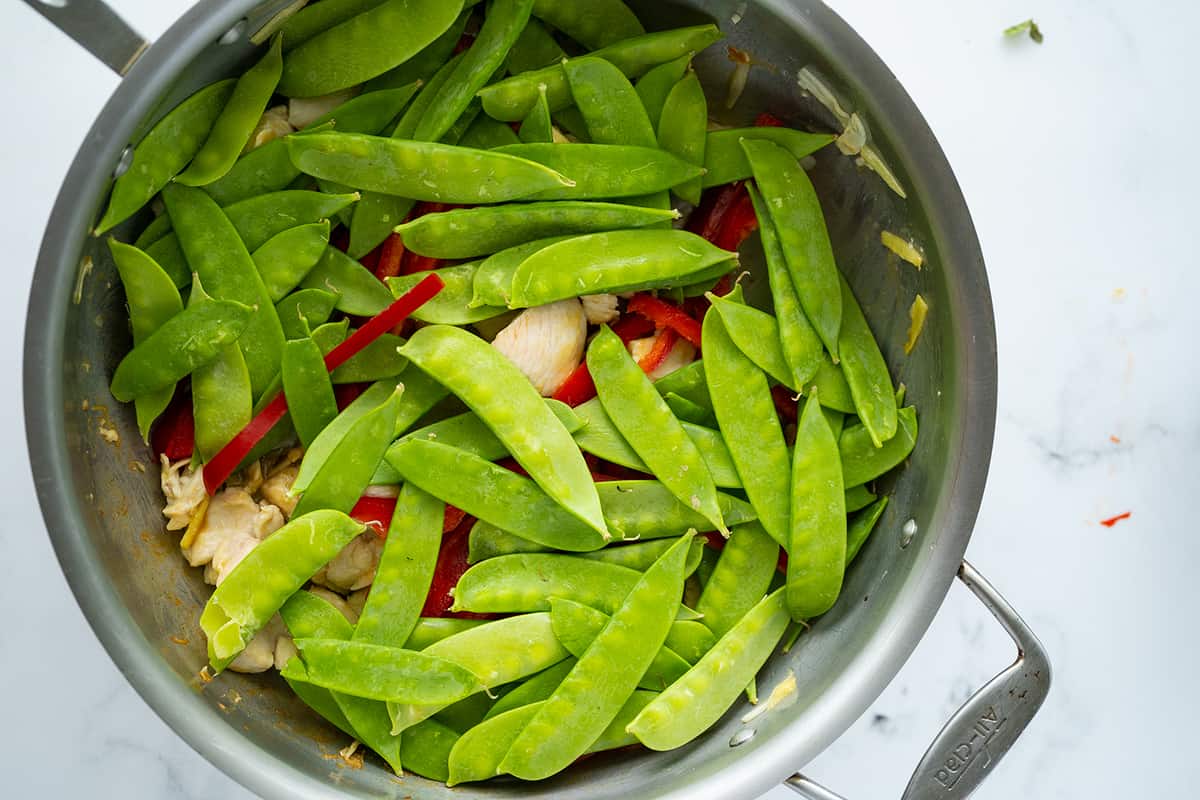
[[100, 0, 919, 785]]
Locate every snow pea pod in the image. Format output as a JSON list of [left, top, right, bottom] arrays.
[[703, 310, 790, 546], [839, 405, 918, 487], [285, 639, 484, 704], [252, 221, 330, 302], [588, 325, 727, 534], [460, 115, 522, 149], [305, 84, 423, 133], [494, 142, 701, 201], [663, 392, 714, 426], [696, 522, 778, 638], [483, 658, 576, 721], [511, 229, 735, 307], [279, 0, 385, 52], [362, 7, 470, 92], [653, 359, 710, 407], [402, 719, 460, 781], [846, 496, 888, 565], [288, 133, 574, 202], [564, 56, 656, 147], [709, 287, 794, 388], [201, 509, 363, 671], [552, 106, 592, 141], [392, 399, 582, 463], [109, 298, 251, 402], [391, 52, 465, 140], [364, 371, 454, 484], [299, 246, 393, 316], [703, 127, 835, 188], [635, 54, 691, 131], [107, 240, 182, 440], [396, 202, 677, 259], [292, 388, 403, 517], [161, 184, 285, 397], [844, 484, 877, 514], [531, 0, 643, 50], [399, 325, 608, 539], [387, 439, 608, 552], [787, 393, 846, 620], [95, 79, 236, 234], [507, 17, 565, 74], [385, 264, 506, 325], [746, 182, 825, 387], [415, 0, 533, 143], [281, 336, 337, 447], [132, 213, 173, 249], [657, 71, 707, 204], [405, 618, 486, 651], [189, 281, 253, 462], [742, 140, 843, 356], [277, 591, 358, 739], [470, 235, 573, 308], [479, 25, 722, 121], [452, 554, 640, 615], [279, 0, 465, 97], [549, 598, 690, 691], [665, 619, 718, 664], [580, 537, 705, 575], [177, 36, 282, 187], [628, 587, 790, 750], [519, 87, 554, 144], [811, 355, 855, 413], [838, 275, 899, 447], [500, 534, 692, 780], [329, 332, 407, 383], [349, 193, 416, 260], [448, 702, 540, 785]]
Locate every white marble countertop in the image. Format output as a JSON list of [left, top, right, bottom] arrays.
[[2, 1, 1195, 797]]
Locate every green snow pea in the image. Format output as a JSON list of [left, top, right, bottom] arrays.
[[405, 618, 486, 651], [494, 142, 702, 201], [201, 135, 309, 208], [839, 405, 917, 487], [628, 587, 790, 750], [401, 719, 460, 782], [657, 70, 707, 204], [452, 554, 640, 615], [519, 87, 554, 144], [276, 288, 338, 340], [279, 0, 465, 97], [189, 281, 252, 461], [448, 702, 540, 785], [552, 106, 592, 141], [132, 213, 173, 249], [391, 52, 465, 140], [107, 240, 182, 440], [291, 388, 403, 517], [329, 333, 407, 383], [432, 691, 493, 735], [787, 393, 846, 620], [507, 18, 565, 74], [742, 139, 843, 355], [439, 100, 484, 147], [284, 639, 484, 704], [391, 399, 582, 463], [479, 25, 722, 121], [580, 537, 705, 575], [177, 36, 282, 187], [663, 392, 714, 426], [838, 275, 899, 447], [281, 336, 337, 447], [653, 359, 710, 408], [665, 619, 718, 664], [299, 246, 393, 316], [635, 54, 691, 131], [364, 370, 454, 484], [161, 184, 285, 397], [276, 591, 358, 739], [811, 355, 855, 413], [549, 598, 690, 691], [696, 522, 778, 638], [703, 310, 790, 546], [279, 0, 385, 52], [460, 115, 522, 149], [500, 534, 691, 780], [483, 658, 576, 721], [305, 85, 423, 133], [564, 56, 656, 147], [252, 221, 330, 302], [399, 325, 608, 538], [386, 440, 608, 552], [95, 79, 236, 234], [846, 496, 888, 565], [469, 235, 573, 308], [415, 0, 533, 143], [201, 510, 364, 671], [531, 0, 643, 50], [109, 297, 251, 403], [588, 325, 727, 534], [709, 287, 798, 391], [746, 182, 824, 387], [844, 484, 877, 514], [395, 201, 677, 259], [385, 264, 506, 325], [348, 193, 416, 260], [362, 7, 471, 92], [288, 133, 574, 203], [510, 229, 735, 307], [703, 127, 835, 188]]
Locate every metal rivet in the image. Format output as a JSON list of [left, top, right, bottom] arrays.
[[900, 518, 918, 548], [112, 145, 133, 179], [219, 19, 248, 45], [729, 728, 756, 747]]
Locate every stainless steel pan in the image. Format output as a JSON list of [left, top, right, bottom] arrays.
[[21, 1, 1048, 797]]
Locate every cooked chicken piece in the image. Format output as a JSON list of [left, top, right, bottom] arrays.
[[346, 587, 371, 618], [243, 105, 294, 154], [492, 299, 587, 396], [288, 88, 359, 129], [581, 294, 619, 325], [184, 488, 285, 586], [312, 532, 384, 593], [160, 456, 206, 531], [628, 334, 698, 381], [229, 615, 287, 674], [273, 636, 299, 672], [308, 586, 360, 625], [232, 460, 264, 495], [260, 465, 299, 518]]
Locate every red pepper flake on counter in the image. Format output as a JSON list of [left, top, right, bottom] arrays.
[[1099, 511, 1131, 528]]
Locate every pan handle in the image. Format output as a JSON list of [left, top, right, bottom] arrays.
[[19, 0, 149, 76], [786, 560, 1051, 800]]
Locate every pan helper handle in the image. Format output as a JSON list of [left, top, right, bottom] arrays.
[[18, 0, 149, 75]]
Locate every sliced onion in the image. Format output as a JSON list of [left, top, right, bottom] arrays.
[[881, 231, 925, 268]]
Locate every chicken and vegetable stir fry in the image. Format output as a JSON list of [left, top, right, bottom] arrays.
[[101, 0, 918, 785]]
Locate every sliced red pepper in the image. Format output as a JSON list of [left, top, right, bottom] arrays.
[[443, 504, 467, 533], [330, 225, 350, 253], [400, 253, 444, 275], [551, 361, 598, 407], [333, 382, 368, 411], [714, 188, 759, 252], [688, 182, 744, 243], [636, 327, 680, 375], [422, 517, 492, 619], [358, 240, 383, 274], [610, 314, 656, 343], [1100, 511, 1132, 528], [703, 531, 727, 551], [771, 385, 799, 423], [453, 32, 476, 55], [350, 495, 397, 538], [151, 389, 195, 461], [627, 294, 702, 347], [374, 233, 407, 281], [202, 274, 445, 494], [754, 112, 786, 128]]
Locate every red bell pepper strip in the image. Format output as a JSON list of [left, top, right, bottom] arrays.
[[770, 384, 799, 424], [152, 390, 195, 461], [636, 327, 680, 375], [610, 314, 656, 343], [714, 188, 759, 252], [422, 518, 491, 619], [374, 234, 407, 281], [400, 253, 444, 275], [552, 362, 598, 407], [627, 294, 702, 347], [688, 182, 743, 243], [333, 382, 369, 411], [754, 112, 786, 128], [443, 505, 467, 533], [351, 495, 397, 538], [1100, 511, 1132, 528], [202, 274, 446, 494], [330, 226, 350, 253]]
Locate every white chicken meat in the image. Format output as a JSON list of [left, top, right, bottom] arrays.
[[243, 105, 294, 154], [183, 487, 285, 587], [628, 333, 698, 381], [228, 614, 288, 674], [311, 532, 384, 593], [581, 294, 620, 325], [492, 299, 587, 396], [288, 87, 359, 129], [260, 465, 299, 518], [160, 456, 206, 532]]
